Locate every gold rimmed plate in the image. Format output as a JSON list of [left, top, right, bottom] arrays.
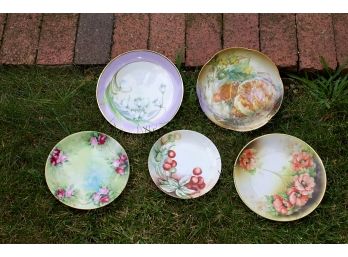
[[148, 130, 222, 199], [45, 131, 130, 210], [196, 48, 284, 131], [233, 134, 326, 221]]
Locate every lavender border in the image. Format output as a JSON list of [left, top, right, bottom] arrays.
[[96, 50, 184, 134]]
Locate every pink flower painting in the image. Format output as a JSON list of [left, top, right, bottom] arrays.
[[293, 173, 315, 195], [287, 187, 309, 207], [55, 186, 74, 200], [269, 171, 316, 216], [90, 137, 98, 146], [267, 151, 317, 216], [292, 151, 314, 171], [272, 194, 293, 215], [92, 187, 110, 205], [90, 133, 107, 146], [55, 188, 66, 200], [239, 149, 256, 171], [97, 134, 107, 145], [64, 186, 74, 198], [50, 148, 68, 166], [100, 195, 110, 203], [112, 153, 128, 175]]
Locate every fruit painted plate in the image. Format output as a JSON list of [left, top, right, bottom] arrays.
[[197, 48, 284, 131], [45, 131, 130, 209], [97, 50, 184, 134], [234, 134, 326, 221], [148, 130, 221, 199]]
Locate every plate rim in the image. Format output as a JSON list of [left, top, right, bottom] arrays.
[[148, 129, 222, 199], [233, 133, 327, 221], [196, 47, 284, 132], [96, 49, 184, 134], [45, 130, 130, 210]]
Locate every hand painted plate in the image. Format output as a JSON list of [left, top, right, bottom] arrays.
[[148, 130, 221, 199], [196, 48, 284, 131], [97, 50, 184, 134], [234, 134, 326, 221], [45, 131, 130, 209]]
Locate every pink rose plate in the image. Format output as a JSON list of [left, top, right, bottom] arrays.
[[233, 133, 326, 221], [45, 131, 130, 209]]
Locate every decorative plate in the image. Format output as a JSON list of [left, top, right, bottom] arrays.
[[234, 134, 326, 221], [148, 130, 221, 199], [96, 50, 184, 134], [45, 131, 130, 209], [196, 48, 284, 131]]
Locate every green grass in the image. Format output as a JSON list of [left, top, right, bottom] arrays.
[[0, 66, 347, 243], [289, 57, 348, 110]]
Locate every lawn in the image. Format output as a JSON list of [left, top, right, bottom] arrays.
[[0, 66, 347, 243]]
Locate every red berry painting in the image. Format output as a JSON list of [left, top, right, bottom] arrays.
[[168, 150, 176, 158], [148, 130, 222, 199], [193, 167, 202, 175]]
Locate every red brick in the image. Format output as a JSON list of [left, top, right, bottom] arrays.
[[112, 14, 149, 58], [296, 14, 337, 71], [37, 14, 78, 65], [0, 14, 6, 47], [149, 14, 185, 63], [223, 14, 259, 50], [260, 14, 298, 70], [186, 14, 222, 67], [0, 14, 41, 64], [74, 14, 114, 65], [333, 14, 348, 67]]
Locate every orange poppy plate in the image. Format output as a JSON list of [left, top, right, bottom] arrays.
[[233, 134, 326, 221]]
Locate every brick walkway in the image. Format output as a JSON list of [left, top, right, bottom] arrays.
[[0, 13, 347, 71]]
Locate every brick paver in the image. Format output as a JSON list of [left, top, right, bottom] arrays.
[[260, 14, 298, 69], [37, 14, 78, 65], [0, 14, 6, 48], [74, 14, 114, 65], [0, 14, 41, 64], [112, 14, 149, 58], [296, 14, 337, 70], [223, 14, 259, 50], [149, 14, 185, 63], [0, 13, 347, 71], [332, 14, 348, 68], [186, 14, 222, 66]]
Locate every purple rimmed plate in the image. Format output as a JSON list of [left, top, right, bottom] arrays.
[[97, 50, 184, 134]]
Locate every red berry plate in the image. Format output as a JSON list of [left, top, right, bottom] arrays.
[[233, 133, 326, 221], [148, 130, 222, 199]]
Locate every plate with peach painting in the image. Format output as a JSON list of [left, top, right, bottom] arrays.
[[197, 48, 284, 131], [233, 134, 326, 221], [45, 131, 130, 209], [148, 130, 221, 199]]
